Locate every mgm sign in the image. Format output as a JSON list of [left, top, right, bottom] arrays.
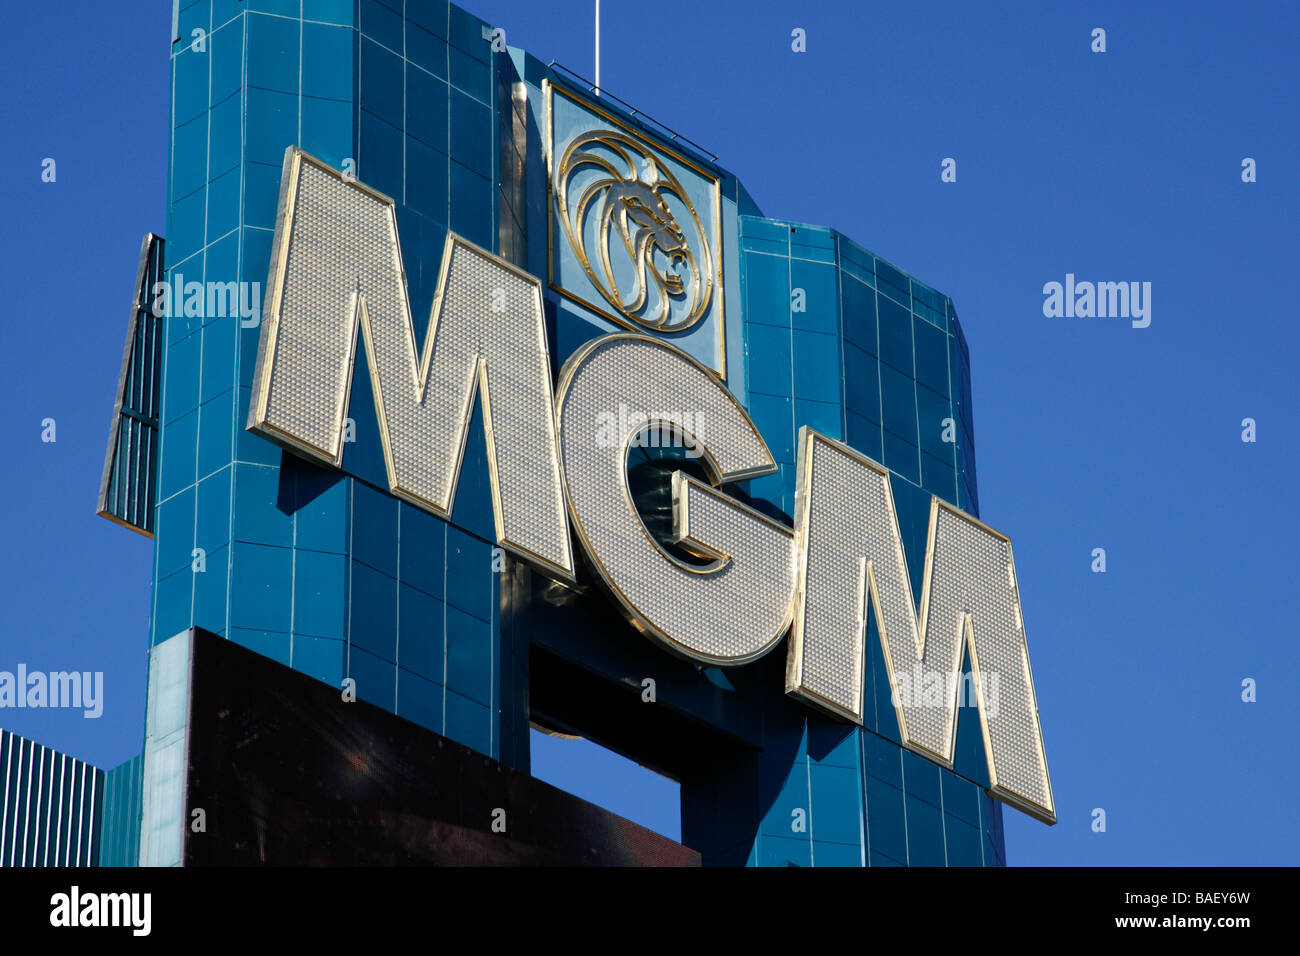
[[248, 147, 1056, 826]]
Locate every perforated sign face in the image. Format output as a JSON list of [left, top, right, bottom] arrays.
[[248, 147, 1055, 825], [785, 430, 1054, 822], [554, 334, 794, 666], [248, 149, 573, 580]]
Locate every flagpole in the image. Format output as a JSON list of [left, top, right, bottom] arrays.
[[594, 0, 601, 95]]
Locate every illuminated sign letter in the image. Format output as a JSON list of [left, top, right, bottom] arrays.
[[247, 148, 574, 579], [244, 149, 1054, 825], [786, 428, 1055, 823], [555, 334, 795, 664]]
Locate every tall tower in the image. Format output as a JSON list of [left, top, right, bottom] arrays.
[[69, 0, 1052, 866]]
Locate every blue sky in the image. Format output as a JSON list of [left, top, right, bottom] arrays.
[[1, 0, 1296, 865]]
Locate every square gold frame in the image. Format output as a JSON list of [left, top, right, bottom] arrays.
[[544, 79, 727, 379]]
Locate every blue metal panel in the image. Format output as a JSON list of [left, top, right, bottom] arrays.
[[99, 754, 144, 868]]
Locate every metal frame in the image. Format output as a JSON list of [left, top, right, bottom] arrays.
[[97, 232, 164, 538], [544, 79, 728, 378]]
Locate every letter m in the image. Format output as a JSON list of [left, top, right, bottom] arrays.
[[785, 428, 1056, 823], [1097, 281, 1129, 318], [207, 280, 240, 318], [102, 893, 130, 927], [247, 147, 574, 580], [50, 672, 80, 709]]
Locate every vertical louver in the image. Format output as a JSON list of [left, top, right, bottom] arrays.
[[0, 728, 103, 867], [97, 233, 165, 536]]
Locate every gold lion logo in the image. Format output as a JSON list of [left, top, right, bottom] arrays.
[[555, 130, 713, 332]]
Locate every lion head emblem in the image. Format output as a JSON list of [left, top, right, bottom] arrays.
[[555, 130, 713, 332]]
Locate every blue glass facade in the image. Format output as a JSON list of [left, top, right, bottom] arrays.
[[41, 0, 1011, 867], [154, 0, 520, 768], [738, 219, 978, 519], [718, 218, 998, 865], [522, 210, 1001, 866]]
